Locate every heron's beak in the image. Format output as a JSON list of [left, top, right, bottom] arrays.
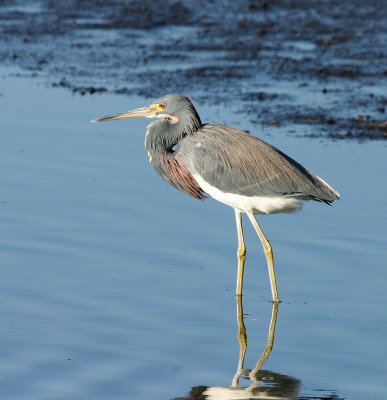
[[91, 104, 162, 123]]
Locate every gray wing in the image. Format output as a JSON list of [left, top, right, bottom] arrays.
[[180, 124, 340, 202]]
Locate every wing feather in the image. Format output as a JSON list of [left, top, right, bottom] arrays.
[[180, 124, 339, 202]]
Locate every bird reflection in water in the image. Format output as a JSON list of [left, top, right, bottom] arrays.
[[204, 299, 301, 400], [174, 298, 344, 400]]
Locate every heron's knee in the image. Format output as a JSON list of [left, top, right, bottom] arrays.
[[262, 241, 272, 255], [237, 245, 246, 258]]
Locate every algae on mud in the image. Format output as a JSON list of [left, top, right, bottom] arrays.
[[1, 0, 386, 139]]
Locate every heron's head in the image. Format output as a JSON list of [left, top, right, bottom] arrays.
[[91, 94, 202, 132]]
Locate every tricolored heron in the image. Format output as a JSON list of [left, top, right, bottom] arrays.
[[92, 94, 340, 302]]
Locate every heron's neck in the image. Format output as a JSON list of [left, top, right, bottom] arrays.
[[144, 117, 205, 199], [144, 116, 200, 186], [146, 114, 202, 153]]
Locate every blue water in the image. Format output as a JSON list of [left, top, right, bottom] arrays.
[[0, 70, 386, 399]]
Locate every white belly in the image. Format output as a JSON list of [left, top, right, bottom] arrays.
[[193, 174, 302, 215]]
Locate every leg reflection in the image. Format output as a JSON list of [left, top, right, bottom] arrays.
[[232, 296, 279, 389], [249, 301, 279, 389], [203, 298, 305, 399], [231, 294, 247, 387]]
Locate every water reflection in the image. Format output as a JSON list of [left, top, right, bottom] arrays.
[[174, 297, 344, 400], [204, 300, 300, 400]]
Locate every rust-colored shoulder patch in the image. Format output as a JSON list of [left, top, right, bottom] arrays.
[[161, 152, 206, 200]]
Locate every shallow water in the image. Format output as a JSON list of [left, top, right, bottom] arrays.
[[1, 70, 386, 400]]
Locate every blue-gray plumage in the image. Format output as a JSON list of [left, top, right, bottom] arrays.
[[92, 94, 340, 302], [181, 123, 338, 203]]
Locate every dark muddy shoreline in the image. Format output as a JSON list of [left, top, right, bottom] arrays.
[[1, 0, 386, 139]]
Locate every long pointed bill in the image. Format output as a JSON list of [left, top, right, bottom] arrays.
[[91, 104, 161, 123]]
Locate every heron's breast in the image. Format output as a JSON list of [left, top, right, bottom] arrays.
[[158, 152, 206, 200]]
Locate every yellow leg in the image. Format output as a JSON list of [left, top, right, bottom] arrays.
[[235, 209, 246, 296], [246, 212, 280, 303]]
